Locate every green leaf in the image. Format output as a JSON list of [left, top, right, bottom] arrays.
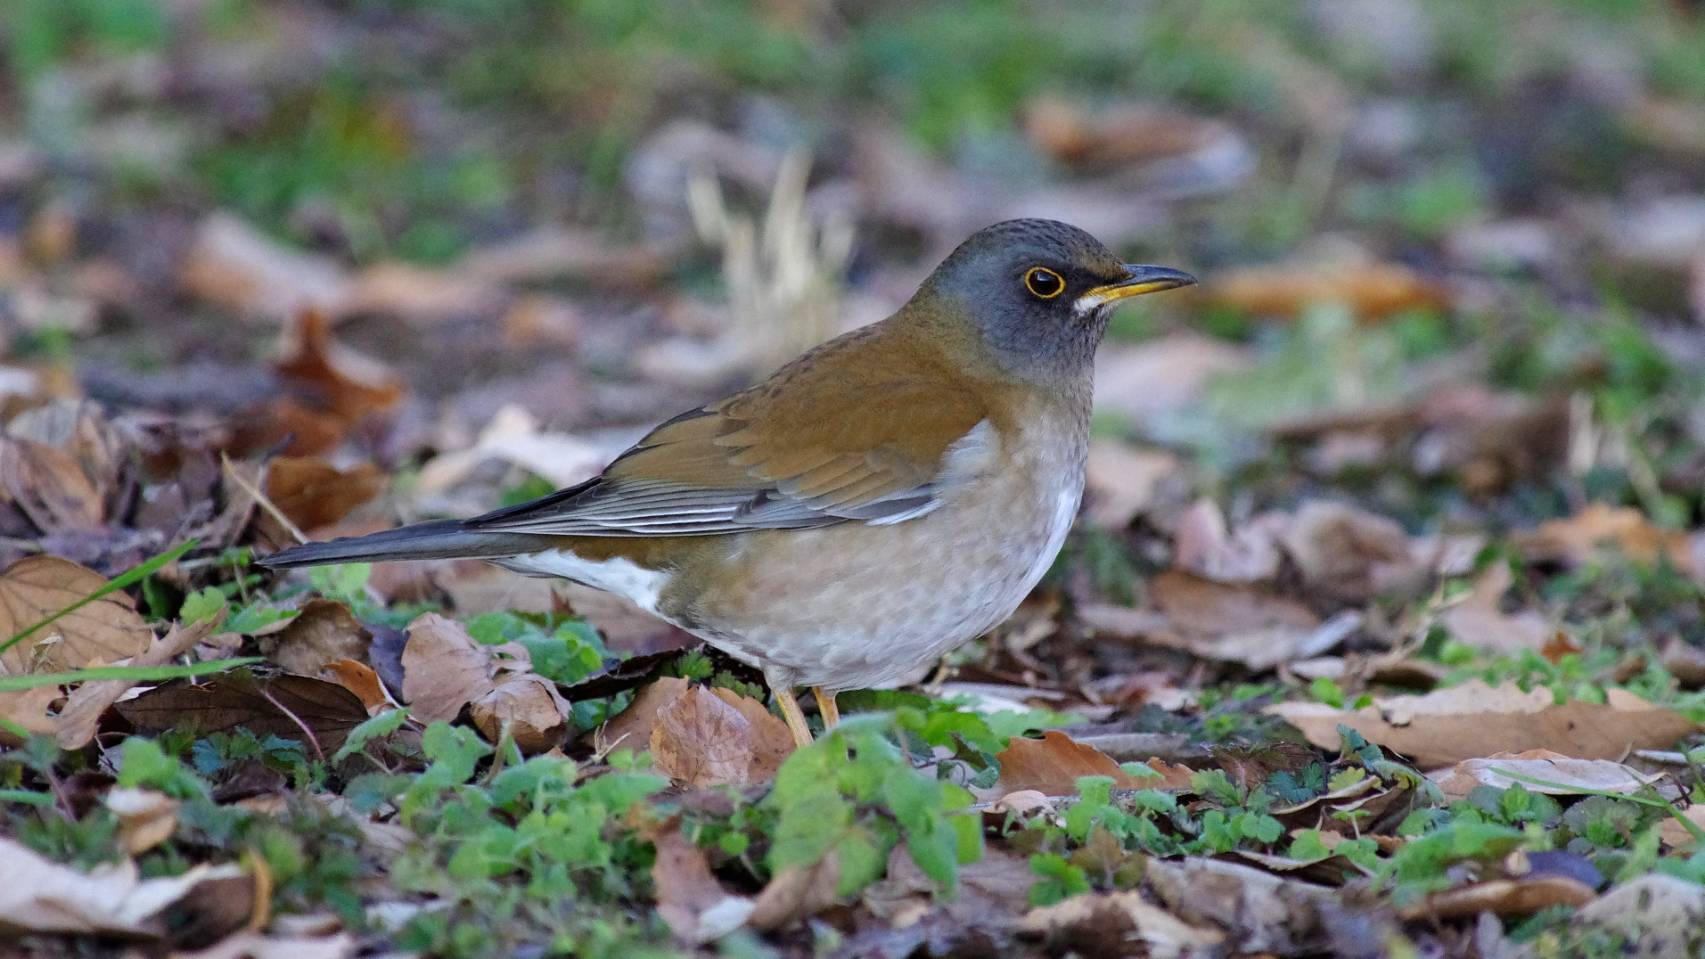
[[179, 586, 227, 625], [421, 722, 490, 784], [332, 708, 410, 762], [1029, 853, 1091, 906]]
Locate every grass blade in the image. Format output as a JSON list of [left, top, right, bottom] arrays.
[[0, 656, 262, 692], [0, 539, 198, 660]]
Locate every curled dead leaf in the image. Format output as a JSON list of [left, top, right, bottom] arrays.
[[399, 612, 496, 724], [262, 457, 385, 532], [105, 787, 179, 855], [1021, 890, 1225, 957], [1397, 876, 1596, 920], [470, 674, 570, 754], [264, 599, 371, 676]]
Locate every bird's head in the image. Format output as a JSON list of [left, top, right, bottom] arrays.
[[910, 219, 1195, 383]]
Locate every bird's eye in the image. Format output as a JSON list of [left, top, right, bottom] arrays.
[[1023, 267, 1065, 300]]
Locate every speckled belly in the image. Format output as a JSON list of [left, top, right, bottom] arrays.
[[664, 449, 1083, 690]]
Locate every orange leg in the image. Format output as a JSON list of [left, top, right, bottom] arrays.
[[772, 684, 813, 748], [812, 687, 840, 728]]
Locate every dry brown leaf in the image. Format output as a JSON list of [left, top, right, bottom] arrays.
[[0, 555, 151, 674], [1280, 500, 1430, 603], [1568, 875, 1705, 957], [1143, 856, 1335, 956], [342, 260, 504, 322], [1023, 96, 1237, 169], [320, 659, 394, 714], [274, 311, 404, 426], [996, 730, 1192, 796], [1083, 440, 1182, 528], [1430, 749, 1670, 801], [650, 684, 783, 787], [1514, 503, 1698, 576], [708, 686, 795, 781], [105, 787, 179, 855], [1398, 877, 1596, 920], [1171, 498, 1285, 583], [175, 931, 357, 959], [595, 676, 689, 754], [177, 212, 351, 321], [1267, 680, 1699, 766], [1096, 569, 1350, 671], [0, 835, 244, 937], [117, 673, 369, 757], [0, 685, 59, 743], [1201, 259, 1449, 321], [55, 616, 223, 749], [399, 612, 496, 723], [1438, 563, 1552, 654], [651, 824, 754, 944], [1093, 333, 1252, 425], [458, 225, 669, 287], [747, 852, 842, 931], [265, 599, 371, 676], [0, 436, 104, 532], [1659, 805, 1705, 849], [262, 457, 386, 532], [1020, 890, 1225, 956], [469, 675, 570, 754]]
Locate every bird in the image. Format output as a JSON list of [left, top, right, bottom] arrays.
[[259, 219, 1195, 747]]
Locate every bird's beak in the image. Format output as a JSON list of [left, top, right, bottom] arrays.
[[1075, 264, 1198, 313]]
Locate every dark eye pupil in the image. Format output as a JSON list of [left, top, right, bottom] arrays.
[[1030, 270, 1060, 294]]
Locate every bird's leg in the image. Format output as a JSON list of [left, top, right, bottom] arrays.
[[772, 684, 814, 748], [812, 687, 840, 729]]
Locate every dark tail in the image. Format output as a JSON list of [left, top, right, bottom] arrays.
[[257, 519, 550, 569]]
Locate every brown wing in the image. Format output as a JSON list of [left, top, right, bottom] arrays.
[[468, 330, 991, 537]]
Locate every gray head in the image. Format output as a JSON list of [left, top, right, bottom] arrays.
[[911, 219, 1195, 383]]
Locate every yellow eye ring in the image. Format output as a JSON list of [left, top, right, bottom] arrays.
[[1023, 266, 1065, 299]]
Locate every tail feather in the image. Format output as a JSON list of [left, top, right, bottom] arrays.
[[257, 519, 549, 569]]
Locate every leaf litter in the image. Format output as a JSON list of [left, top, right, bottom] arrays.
[[6, 3, 1705, 957]]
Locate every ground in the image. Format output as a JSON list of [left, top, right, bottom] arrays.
[[3, 1, 1705, 956]]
